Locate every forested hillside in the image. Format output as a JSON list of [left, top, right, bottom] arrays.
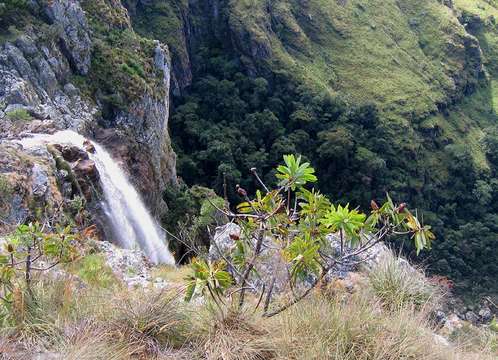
[[126, 0, 498, 298]]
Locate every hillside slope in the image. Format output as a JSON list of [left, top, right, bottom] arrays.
[[1, 0, 497, 298], [127, 0, 498, 297]]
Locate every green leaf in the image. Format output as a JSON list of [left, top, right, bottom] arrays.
[[276, 154, 317, 191]]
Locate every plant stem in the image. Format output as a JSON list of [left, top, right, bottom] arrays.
[[263, 264, 333, 317]]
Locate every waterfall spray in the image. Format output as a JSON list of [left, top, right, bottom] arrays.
[[19, 130, 176, 265]]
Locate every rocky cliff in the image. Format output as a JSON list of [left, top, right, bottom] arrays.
[[0, 0, 177, 223]]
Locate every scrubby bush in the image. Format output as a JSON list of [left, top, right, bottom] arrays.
[[71, 254, 117, 288], [0, 223, 79, 325], [0, 174, 12, 216], [185, 155, 434, 317], [5, 109, 31, 122]]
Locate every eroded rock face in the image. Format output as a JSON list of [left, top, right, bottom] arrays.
[[0, 0, 178, 219], [41, 0, 92, 75], [0, 33, 97, 136], [0, 142, 62, 229]]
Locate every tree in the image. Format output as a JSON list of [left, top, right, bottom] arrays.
[[0, 223, 78, 323], [185, 155, 433, 317]]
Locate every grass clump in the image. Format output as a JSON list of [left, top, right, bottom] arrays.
[[57, 324, 133, 360], [104, 289, 190, 356], [192, 306, 276, 360], [0, 271, 495, 359], [268, 292, 489, 360], [449, 322, 498, 355], [368, 251, 442, 310]]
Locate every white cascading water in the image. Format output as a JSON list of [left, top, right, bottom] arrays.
[[19, 130, 176, 265]]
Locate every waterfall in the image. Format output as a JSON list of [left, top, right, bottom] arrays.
[[19, 130, 176, 265]]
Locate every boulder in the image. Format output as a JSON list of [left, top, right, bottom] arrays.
[[30, 163, 49, 199], [60, 144, 88, 162], [478, 307, 492, 323], [72, 159, 98, 182], [465, 311, 479, 324], [83, 140, 95, 154], [440, 313, 464, 337]]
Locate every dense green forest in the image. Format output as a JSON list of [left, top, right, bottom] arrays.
[[168, 45, 498, 298], [128, 0, 498, 298]]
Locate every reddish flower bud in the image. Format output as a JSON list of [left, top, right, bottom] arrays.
[[397, 203, 407, 213], [236, 184, 247, 197], [370, 200, 379, 210]]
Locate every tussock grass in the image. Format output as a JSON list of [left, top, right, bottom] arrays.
[[56, 322, 134, 360], [367, 251, 442, 310], [268, 292, 486, 360], [0, 262, 495, 359], [449, 322, 498, 355], [192, 306, 276, 360], [104, 288, 190, 356]]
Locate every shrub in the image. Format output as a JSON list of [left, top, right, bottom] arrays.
[[71, 254, 117, 288], [0, 174, 12, 215], [5, 108, 31, 122], [0, 222, 79, 325], [368, 251, 442, 310], [185, 154, 434, 316]]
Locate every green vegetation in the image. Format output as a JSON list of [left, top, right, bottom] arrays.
[[368, 251, 441, 310], [155, 0, 498, 299], [0, 262, 495, 359], [80, 0, 163, 118], [70, 254, 117, 289], [0, 0, 29, 34], [0, 223, 79, 325], [0, 174, 12, 217], [162, 184, 226, 261], [0, 217, 494, 358], [185, 155, 433, 316], [5, 109, 32, 122], [167, 43, 498, 297]]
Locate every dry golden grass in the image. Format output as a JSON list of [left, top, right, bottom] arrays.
[[0, 260, 495, 360], [367, 251, 443, 311], [191, 306, 276, 360], [151, 264, 192, 284], [267, 291, 493, 360]]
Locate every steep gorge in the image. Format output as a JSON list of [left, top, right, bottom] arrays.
[[1, 0, 498, 298], [126, 0, 498, 297]]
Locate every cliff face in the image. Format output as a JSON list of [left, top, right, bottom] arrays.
[[0, 0, 177, 216]]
